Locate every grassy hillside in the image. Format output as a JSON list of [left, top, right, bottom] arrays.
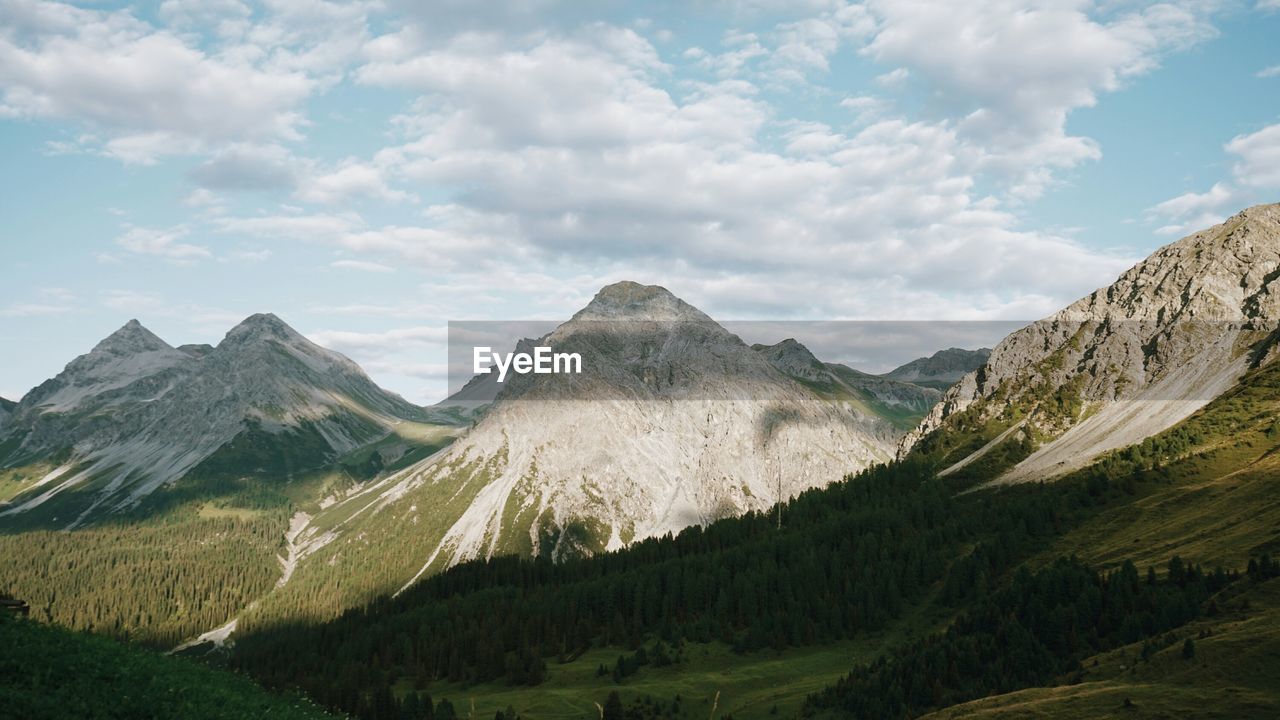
[[0, 612, 341, 720], [228, 358, 1280, 720], [900, 358, 1280, 718], [920, 576, 1280, 720], [1044, 360, 1280, 573], [5, 344, 1279, 719]]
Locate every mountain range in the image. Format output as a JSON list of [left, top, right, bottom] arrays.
[[4, 204, 1280, 720], [238, 282, 957, 622], [0, 314, 463, 529], [0, 283, 978, 641]]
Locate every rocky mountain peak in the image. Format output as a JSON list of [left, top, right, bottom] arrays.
[[2, 311, 436, 525], [886, 347, 992, 384], [1065, 202, 1280, 325], [902, 203, 1280, 481], [572, 281, 712, 323], [90, 319, 173, 356], [752, 339, 826, 382], [222, 313, 306, 346]]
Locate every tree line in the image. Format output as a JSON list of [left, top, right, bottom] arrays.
[[231, 456, 1134, 718]]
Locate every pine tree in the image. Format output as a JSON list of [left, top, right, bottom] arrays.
[[602, 691, 624, 720]]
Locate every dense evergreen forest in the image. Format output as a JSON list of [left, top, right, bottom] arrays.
[[231, 456, 1147, 718], [802, 556, 1254, 718], [0, 510, 285, 647], [0, 473, 293, 647], [0, 610, 338, 720]]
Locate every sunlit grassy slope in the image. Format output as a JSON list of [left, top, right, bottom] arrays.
[[920, 577, 1280, 720], [919, 361, 1280, 718]]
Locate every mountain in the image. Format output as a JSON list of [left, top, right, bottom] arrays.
[[752, 338, 943, 429], [233, 339, 1280, 720], [0, 314, 451, 527], [391, 282, 899, 565], [902, 203, 1280, 482], [0, 396, 15, 430], [884, 347, 991, 390], [248, 282, 906, 623]]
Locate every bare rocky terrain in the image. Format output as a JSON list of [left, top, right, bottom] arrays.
[[902, 203, 1280, 481]]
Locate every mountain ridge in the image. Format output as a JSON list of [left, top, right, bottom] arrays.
[[902, 202, 1280, 481], [0, 314, 448, 527], [884, 347, 991, 388]]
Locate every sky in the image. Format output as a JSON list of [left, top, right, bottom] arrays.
[[1, 0, 1279, 404]]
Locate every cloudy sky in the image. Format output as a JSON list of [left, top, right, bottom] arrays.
[[2, 0, 1279, 403]]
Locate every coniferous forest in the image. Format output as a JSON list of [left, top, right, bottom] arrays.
[[229, 453, 1236, 720]]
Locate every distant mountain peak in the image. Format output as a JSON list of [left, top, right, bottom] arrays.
[[221, 313, 309, 348], [573, 281, 712, 322], [91, 319, 173, 356], [885, 347, 991, 385], [2, 311, 436, 525], [751, 338, 825, 381]]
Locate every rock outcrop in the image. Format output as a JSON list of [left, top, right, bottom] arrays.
[[902, 203, 1280, 482]]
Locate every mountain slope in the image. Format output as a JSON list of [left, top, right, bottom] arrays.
[[0, 314, 446, 527], [752, 339, 943, 429], [413, 284, 900, 561], [245, 282, 904, 625], [884, 347, 991, 390], [0, 315, 464, 647], [0, 397, 14, 430], [903, 203, 1280, 482], [238, 333, 1280, 720], [0, 612, 339, 720], [888, 330, 1280, 720]]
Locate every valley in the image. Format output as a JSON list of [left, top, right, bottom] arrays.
[[4, 207, 1280, 718]]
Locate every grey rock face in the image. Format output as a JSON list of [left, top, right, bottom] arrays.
[[885, 347, 992, 386], [0, 397, 14, 431], [326, 282, 901, 587], [752, 339, 829, 383], [901, 203, 1280, 480], [751, 340, 943, 421]]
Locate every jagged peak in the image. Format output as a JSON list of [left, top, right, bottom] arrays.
[[1154, 202, 1280, 259], [90, 319, 173, 356], [1060, 201, 1280, 324], [572, 281, 712, 323], [752, 338, 821, 364], [752, 338, 829, 382], [215, 312, 375, 381], [221, 313, 307, 346]]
